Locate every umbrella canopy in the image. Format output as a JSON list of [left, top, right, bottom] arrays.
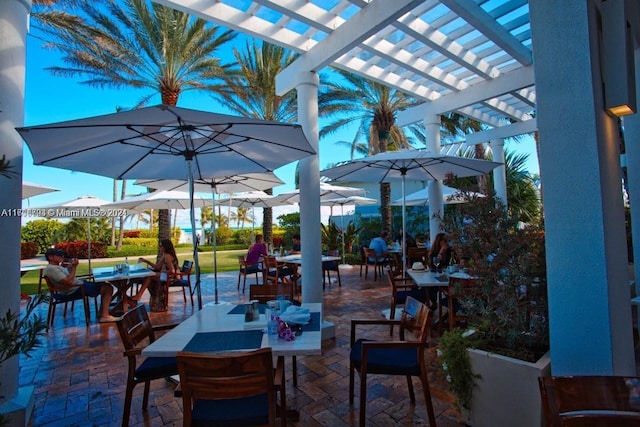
[[33, 195, 113, 270], [18, 104, 315, 309], [320, 196, 378, 266], [133, 172, 284, 195], [103, 190, 210, 211], [321, 149, 501, 276], [272, 182, 367, 205], [22, 181, 59, 199], [391, 185, 485, 206]]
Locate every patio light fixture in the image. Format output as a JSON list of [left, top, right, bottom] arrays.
[[602, 0, 636, 117]]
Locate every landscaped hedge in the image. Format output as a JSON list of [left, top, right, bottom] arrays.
[[122, 238, 158, 248], [21, 242, 39, 259], [107, 245, 159, 258], [55, 241, 108, 259]]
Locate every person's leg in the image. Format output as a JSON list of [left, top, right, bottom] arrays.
[[98, 284, 120, 322], [131, 276, 152, 301]]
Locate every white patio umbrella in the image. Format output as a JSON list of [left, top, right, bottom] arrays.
[[321, 150, 501, 276], [18, 104, 315, 309], [22, 181, 59, 199], [271, 182, 366, 205], [134, 173, 285, 304], [321, 196, 378, 267], [103, 190, 210, 210], [32, 195, 113, 270], [391, 185, 485, 206]]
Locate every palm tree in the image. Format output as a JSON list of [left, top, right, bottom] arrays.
[[320, 69, 424, 232], [31, 0, 236, 246], [214, 41, 298, 245], [200, 205, 213, 244]]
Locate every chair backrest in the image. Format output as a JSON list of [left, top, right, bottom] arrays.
[[249, 283, 294, 303], [43, 274, 82, 296], [180, 260, 193, 274], [364, 247, 379, 262], [539, 376, 640, 427], [263, 256, 281, 283], [327, 249, 339, 257], [176, 348, 276, 427], [408, 247, 428, 264], [360, 246, 367, 263], [399, 296, 433, 343], [238, 254, 247, 266], [116, 305, 156, 351]]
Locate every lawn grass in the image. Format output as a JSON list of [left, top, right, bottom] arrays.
[[21, 249, 246, 295]]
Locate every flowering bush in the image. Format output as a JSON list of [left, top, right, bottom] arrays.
[[20, 241, 39, 259], [55, 240, 108, 259]]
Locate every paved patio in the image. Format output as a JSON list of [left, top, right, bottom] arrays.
[[21, 265, 465, 426]]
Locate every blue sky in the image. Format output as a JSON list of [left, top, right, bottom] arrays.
[[21, 28, 539, 228]]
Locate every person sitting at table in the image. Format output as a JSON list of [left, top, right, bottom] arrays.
[[290, 234, 301, 254], [247, 234, 268, 265], [426, 232, 454, 308], [395, 230, 418, 250], [44, 248, 118, 323], [132, 239, 179, 312], [368, 230, 390, 262]]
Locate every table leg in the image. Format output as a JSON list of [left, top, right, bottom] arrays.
[[109, 280, 137, 316]]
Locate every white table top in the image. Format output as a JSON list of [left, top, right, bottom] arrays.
[[20, 263, 46, 273], [142, 302, 323, 358], [275, 255, 340, 264], [91, 264, 156, 283], [406, 269, 474, 287]]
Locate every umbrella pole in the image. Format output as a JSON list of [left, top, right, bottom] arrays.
[[402, 174, 406, 278], [187, 159, 203, 310], [339, 203, 353, 269], [87, 218, 92, 271], [211, 187, 219, 305]]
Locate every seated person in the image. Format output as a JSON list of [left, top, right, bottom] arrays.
[[368, 230, 390, 262], [396, 230, 418, 250], [132, 239, 179, 312], [426, 232, 454, 308], [290, 234, 301, 254], [44, 248, 117, 323], [246, 234, 268, 268]]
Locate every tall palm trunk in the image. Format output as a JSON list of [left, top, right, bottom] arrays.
[[157, 88, 177, 244], [375, 106, 394, 233], [263, 188, 273, 245]]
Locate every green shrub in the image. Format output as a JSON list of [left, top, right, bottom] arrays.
[[122, 237, 157, 248], [107, 245, 158, 258]]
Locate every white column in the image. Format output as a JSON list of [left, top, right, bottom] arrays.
[[530, 0, 634, 375], [0, 0, 33, 424], [491, 138, 508, 208], [424, 115, 443, 244], [295, 72, 322, 304]]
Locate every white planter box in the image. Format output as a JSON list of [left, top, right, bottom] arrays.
[[466, 349, 551, 427]]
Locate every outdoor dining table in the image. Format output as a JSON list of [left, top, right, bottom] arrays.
[[274, 254, 341, 264], [19, 263, 46, 300], [143, 301, 322, 421], [91, 265, 155, 316]]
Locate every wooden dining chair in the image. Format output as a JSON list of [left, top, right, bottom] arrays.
[[363, 247, 387, 281], [407, 247, 429, 267], [116, 305, 179, 427], [386, 270, 427, 335], [322, 249, 341, 289], [538, 375, 640, 426], [167, 260, 194, 306], [349, 296, 436, 427], [238, 254, 261, 293], [176, 348, 284, 427], [43, 275, 91, 330], [438, 276, 478, 333], [263, 256, 294, 285], [249, 283, 295, 304]]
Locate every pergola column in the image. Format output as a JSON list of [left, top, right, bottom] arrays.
[[424, 114, 443, 245], [294, 72, 322, 304], [530, 0, 634, 375], [491, 138, 508, 208], [0, 0, 33, 425]]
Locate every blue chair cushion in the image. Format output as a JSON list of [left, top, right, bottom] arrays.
[[396, 288, 427, 304], [243, 264, 261, 274], [322, 261, 339, 270], [350, 339, 422, 376], [134, 357, 177, 381], [53, 286, 84, 302], [191, 393, 269, 427]]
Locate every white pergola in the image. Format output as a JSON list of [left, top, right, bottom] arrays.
[[150, 0, 640, 377], [2, 2, 640, 417]]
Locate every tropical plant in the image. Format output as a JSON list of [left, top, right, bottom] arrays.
[[342, 221, 363, 255], [437, 329, 481, 410], [214, 41, 299, 245], [321, 222, 341, 251], [438, 192, 548, 409], [320, 69, 423, 233], [31, 0, 236, 247]]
